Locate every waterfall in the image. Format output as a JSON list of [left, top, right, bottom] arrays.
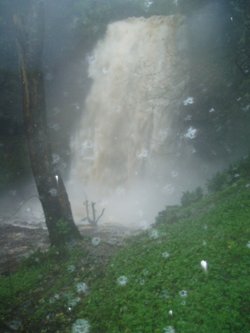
[[69, 15, 189, 228]]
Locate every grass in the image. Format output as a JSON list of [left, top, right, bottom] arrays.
[[0, 163, 250, 332], [83, 180, 250, 333]]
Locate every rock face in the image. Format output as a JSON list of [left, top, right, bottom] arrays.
[[69, 16, 193, 226]]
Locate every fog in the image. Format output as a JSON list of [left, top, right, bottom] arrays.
[[69, 15, 212, 228], [0, 0, 248, 230]]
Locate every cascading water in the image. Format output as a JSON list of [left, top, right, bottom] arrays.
[[69, 15, 191, 228]]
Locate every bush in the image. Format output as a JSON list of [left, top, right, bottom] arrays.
[[207, 154, 250, 193], [181, 186, 203, 206], [207, 171, 233, 193]]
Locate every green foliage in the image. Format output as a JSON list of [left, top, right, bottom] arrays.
[[207, 155, 250, 193], [0, 245, 89, 332], [181, 187, 203, 207], [81, 178, 250, 333], [56, 219, 71, 237], [1, 158, 250, 332], [207, 171, 234, 193]]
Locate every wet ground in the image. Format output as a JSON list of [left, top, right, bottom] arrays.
[[0, 224, 49, 274], [0, 221, 139, 275]]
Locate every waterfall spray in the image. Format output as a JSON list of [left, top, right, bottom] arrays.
[[69, 15, 189, 227]]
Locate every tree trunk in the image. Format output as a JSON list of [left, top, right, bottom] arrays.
[[14, 2, 81, 247]]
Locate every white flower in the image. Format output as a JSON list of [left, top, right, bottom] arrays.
[[72, 319, 90, 333], [200, 260, 208, 272], [76, 282, 88, 294], [117, 275, 128, 286], [179, 290, 188, 297], [169, 309, 173, 316], [163, 326, 175, 333], [183, 96, 194, 106], [162, 252, 170, 259], [91, 237, 101, 246], [246, 241, 250, 249]]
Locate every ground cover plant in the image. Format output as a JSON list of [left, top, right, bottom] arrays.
[[83, 178, 250, 333], [0, 158, 250, 332]]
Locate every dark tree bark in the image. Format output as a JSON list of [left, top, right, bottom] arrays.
[[13, 1, 81, 247]]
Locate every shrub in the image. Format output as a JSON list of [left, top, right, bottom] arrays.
[[181, 186, 203, 206]]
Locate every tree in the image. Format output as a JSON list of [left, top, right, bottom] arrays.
[[13, 0, 81, 247]]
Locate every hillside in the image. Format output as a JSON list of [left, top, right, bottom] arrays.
[[0, 157, 250, 333]]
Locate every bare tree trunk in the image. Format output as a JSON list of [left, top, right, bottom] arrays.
[[14, 1, 81, 247]]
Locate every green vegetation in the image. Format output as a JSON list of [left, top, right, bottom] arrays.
[[207, 155, 250, 193], [1, 160, 250, 332], [56, 219, 73, 237], [181, 187, 203, 207]]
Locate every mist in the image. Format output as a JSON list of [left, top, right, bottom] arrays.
[[69, 15, 204, 228], [0, 0, 249, 230], [1, 1, 250, 330]]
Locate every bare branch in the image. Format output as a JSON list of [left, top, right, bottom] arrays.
[[82, 200, 105, 226], [96, 208, 105, 223]]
